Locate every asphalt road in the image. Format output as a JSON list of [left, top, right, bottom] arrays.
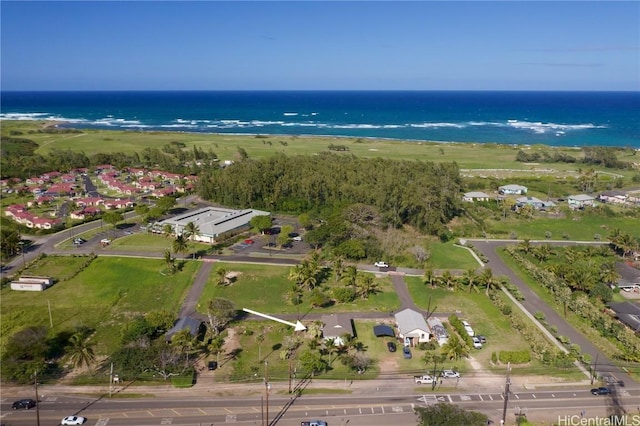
[[3, 388, 640, 426]]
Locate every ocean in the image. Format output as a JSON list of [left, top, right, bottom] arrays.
[[1, 91, 638, 148]]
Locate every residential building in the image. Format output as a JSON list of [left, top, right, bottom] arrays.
[[394, 308, 430, 346]]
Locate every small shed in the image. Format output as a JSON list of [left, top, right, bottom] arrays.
[[165, 316, 204, 342], [373, 324, 395, 338], [426, 317, 449, 346], [10, 276, 53, 292]]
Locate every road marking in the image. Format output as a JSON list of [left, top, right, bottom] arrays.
[[370, 407, 375, 414], [160, 419, 172, 425], [488, 395, 494, 401], [479, 395, 484, 401], [44, 397, 58, 402], [392, 406, 404, 413], [532, 394, 536, 399], [552, 394, 555, 398], [459, 395, 471, 401], [171, 409, 180, 416], [447, 395, 453, 402], [224, 407, 233, 413], [514, 394, 519, 399], [95, 419, 109, 426], [344, 409, 348, 414], [359, 408, 362, 414], [225, 414, 237, 423]]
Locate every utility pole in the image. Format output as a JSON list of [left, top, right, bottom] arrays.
[[34, 369, 41, 426], [591, 354, 599, 385], [264, 360, 269, 426], [109, 363, 114, 397], [502, 362, 511, 425]]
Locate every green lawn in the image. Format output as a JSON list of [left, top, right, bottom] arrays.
[[198, 263, 401, 315], [1, 256, 200, 354], [428, 241, 481, 270]]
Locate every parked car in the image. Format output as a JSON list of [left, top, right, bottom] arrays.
[[441, 370, 461, 379], [414, 374, 434, 384], [12, 399, 36, 410], [387, 341, 397, 352], [403, 346, 412, 359], [61, 416, 86, 425], [476, 335, 487, 343], [244, 239, 254, 244], [462, 320, 475, 337], [374, 261, 389, 268], [472, 336, 483, 349], [591, 387, 612, 395], [292, 236, 302, 242], [208, 361, 218, 371]]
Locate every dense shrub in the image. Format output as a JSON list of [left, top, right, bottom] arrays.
[[498, 350, 531, 364]]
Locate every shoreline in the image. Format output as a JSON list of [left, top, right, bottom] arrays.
[[47, 120, 610, 150]]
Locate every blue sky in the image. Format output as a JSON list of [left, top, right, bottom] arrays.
[[1, 1, 638, 91]]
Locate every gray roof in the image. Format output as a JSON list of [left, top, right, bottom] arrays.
[[321, 314, 354, 339], [158, 206, 270, 238], [499, 184, 527, 191], [395, 308, 429, 335], [464, 192, 490, 198], [426, 317, 448, 338], [568, 194, 595, 201]]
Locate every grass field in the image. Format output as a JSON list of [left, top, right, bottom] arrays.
[[5, 120, 638, 179], [1, 256, 200, 354], [197, 262, 401, 315]]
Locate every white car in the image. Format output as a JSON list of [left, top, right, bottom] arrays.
[[472, 337, 483, 349], [292, 236, 302, 242], [374, 261, 389, 268], [441, 370, 461, 379], [462, 320, 475, 336], [61, 416, 86, 425]]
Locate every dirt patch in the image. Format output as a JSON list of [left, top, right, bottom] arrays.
[[378, 354, 400, 374]]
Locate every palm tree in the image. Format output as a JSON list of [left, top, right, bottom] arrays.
[[439, 270, 455, 291], [162, 224, 174, 238], [463, 268, 479, 293], [215, 267, 228, 286], [356, 274, 379, 299], [422, 267, 438, 288], [183, 221, 200, 240], [331, 256, 345, 281], [342, 266, 359, 287], [172, 235, 188, 257], [183, 221, 200, 259], [66, 333, 96, 370], [299, 262, 318, 290], [479, 268, 496, 296], [441, 334, 468, 360]]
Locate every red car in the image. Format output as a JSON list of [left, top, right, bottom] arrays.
[[244, 239, 254, 244]]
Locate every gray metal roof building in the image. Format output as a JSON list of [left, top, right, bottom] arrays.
[[156, 206, 270, 243]]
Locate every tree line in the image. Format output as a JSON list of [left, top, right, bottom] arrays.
[[196, 153, 463, 236]]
